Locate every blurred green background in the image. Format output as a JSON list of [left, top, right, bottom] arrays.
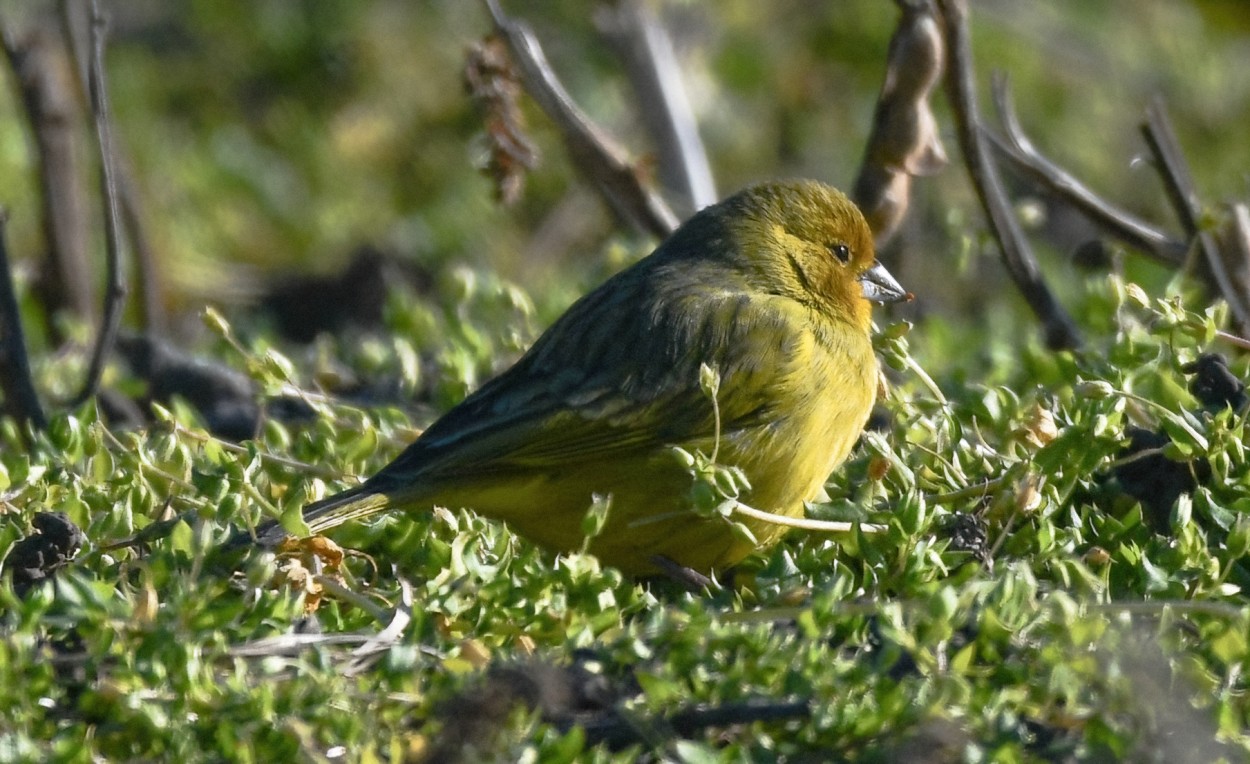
[[2, 5, 1250, 759], [0, 0, 1247, 350]]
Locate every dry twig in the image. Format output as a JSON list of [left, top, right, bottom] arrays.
[[484, 0, 678, 238], [70, 0, 126, 407], [985, 73, 1187, 267], [1222, 203, 1250, 302], [58, 0, 165, 335], [935, 0, 1081, 350], [1141, 97, 1250, 332], [464, 33, 540, 205], [0, 213, 47, 432], [853, 0, 947, 245], [0, 19, 94, 329], [597, 0, 716, 216]]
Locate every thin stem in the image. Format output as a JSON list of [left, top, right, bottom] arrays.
[[1104, 445, 1169, 471], [315, 574, 391, 622], [935, 0, 1081, 350], [730, 501, 887, 534], [170, 420, 348, 480], [1215, 329, 1250, 352], [901, 353, 948, 406], [100, 426, 199, 494], [928, 476, 1008, 505], [70, 0, 127, 407]]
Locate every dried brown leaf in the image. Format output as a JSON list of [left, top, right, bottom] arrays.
[[464, 34, 539, 206]]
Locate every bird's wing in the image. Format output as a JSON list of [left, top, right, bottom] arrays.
[[371, 271, 812, 485]]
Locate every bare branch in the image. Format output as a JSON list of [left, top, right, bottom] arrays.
[[852, 0, 947, 245], [0, 212, 48, 433], [58, 0, 165, 336], [1228, 203, 1250, 285], [985, 73, 1186, 267], [484, 0, 679, 238], [70, 0, 126, 407], [1212, 202, 1250, 330], [935, 0, 1081, 350], [1141, 97, 1250, 332], [0, 18, 94, 331], [597, 0, 716, 215]]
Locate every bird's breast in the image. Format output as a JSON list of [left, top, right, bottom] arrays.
[[726, 318, 877, 518]]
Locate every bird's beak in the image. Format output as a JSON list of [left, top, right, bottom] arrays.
[[858, 262, 910, 304]]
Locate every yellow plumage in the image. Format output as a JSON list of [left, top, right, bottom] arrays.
[[257, 180, 907, 575]]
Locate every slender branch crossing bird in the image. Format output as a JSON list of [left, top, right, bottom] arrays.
[[253, 180, 908, 575]]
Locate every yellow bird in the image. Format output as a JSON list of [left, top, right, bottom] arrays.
[[257, 180, 907, 575]]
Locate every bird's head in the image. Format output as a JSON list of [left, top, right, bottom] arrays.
[[718, 180, 908, 328]]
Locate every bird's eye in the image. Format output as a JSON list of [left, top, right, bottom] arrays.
[[830, 243, 851, 263]]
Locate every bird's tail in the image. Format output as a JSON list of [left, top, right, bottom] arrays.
[[253, 482, 393, 547]]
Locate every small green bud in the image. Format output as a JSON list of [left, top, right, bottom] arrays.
[[202, 306, 232, 338], [671, 447, 696, 469], [712, 466, 742, 498], [1123, 282, 1150, 309], [728, 520, 759, 547], [699, 362, 721, 399], [1226, 517, 1250, 560], [882, 320, 912, 340], [690, 481, 717, 513], [580, 494, 612, 540], [1073, 380, 1116, 400]]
